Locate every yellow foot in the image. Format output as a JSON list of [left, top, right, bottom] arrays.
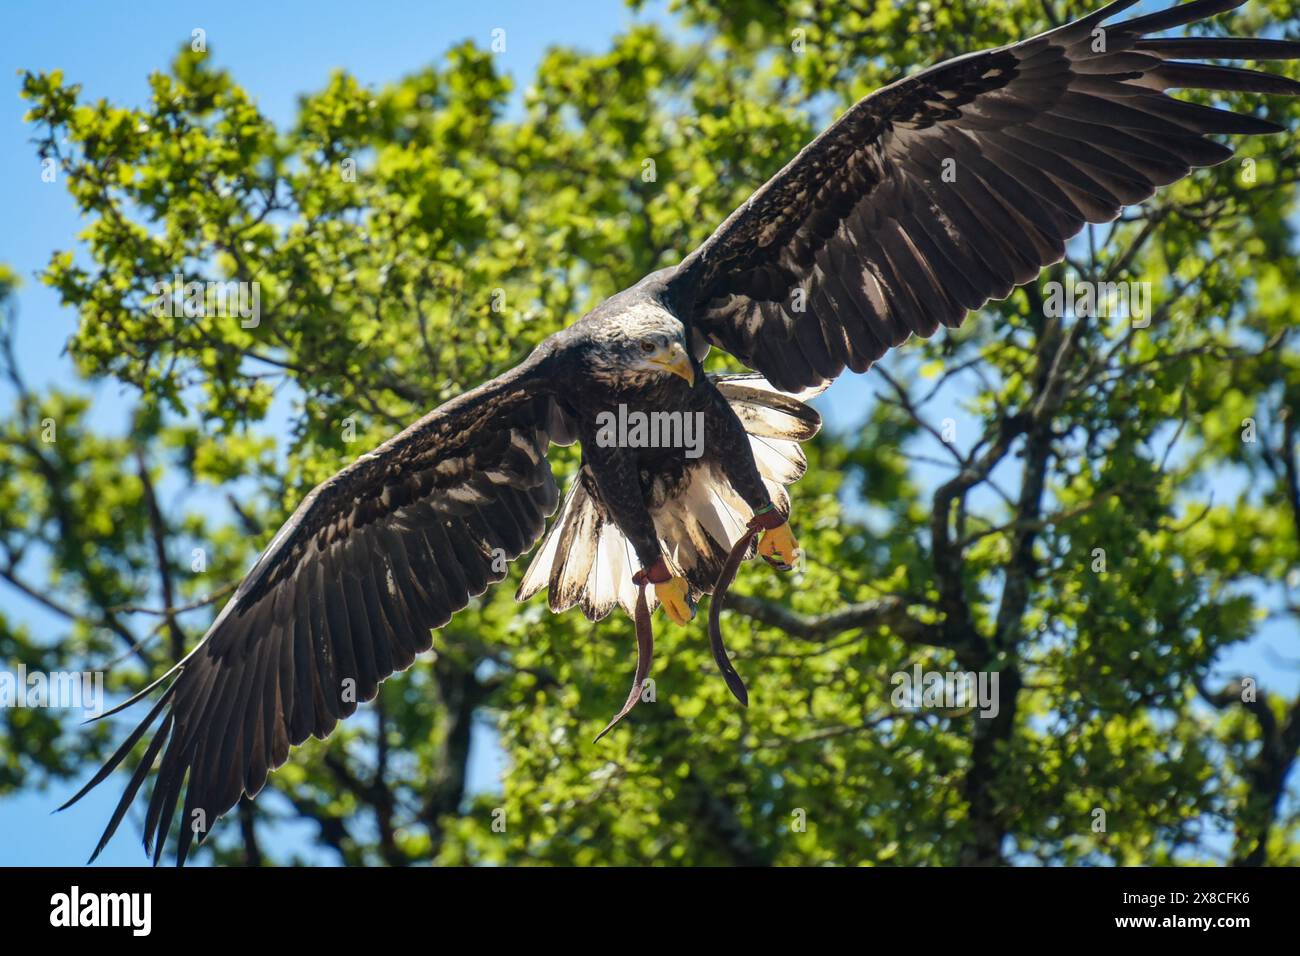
[[655, 576, 696, 625], [758, 520, 799, 571]]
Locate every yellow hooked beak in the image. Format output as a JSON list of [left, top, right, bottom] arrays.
[[647, 342, 695, 387]]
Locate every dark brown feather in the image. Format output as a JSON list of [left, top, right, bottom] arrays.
[[63, 360, 563, 863], [674, 0, 1298, 390]]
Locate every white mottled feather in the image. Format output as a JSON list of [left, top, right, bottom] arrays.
[[516, 482, 574, 601], [748, 434, 808, 484]]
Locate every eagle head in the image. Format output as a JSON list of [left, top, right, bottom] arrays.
[[584, 300, 695, 389]]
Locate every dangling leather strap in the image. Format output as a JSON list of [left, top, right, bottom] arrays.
[[707, 504, 788, 707], [594, 558, 670, 741], [596, 504, 785, 737]]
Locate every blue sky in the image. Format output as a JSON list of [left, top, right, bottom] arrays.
[[0, 0, 676, 867], [0, 0, 1295, 867]]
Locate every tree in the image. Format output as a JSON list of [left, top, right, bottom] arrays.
[[5, 0, 1300, 865]]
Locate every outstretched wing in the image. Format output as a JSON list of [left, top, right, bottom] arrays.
[[63, 357, 563, 864], [671, 0, 1300, 392]]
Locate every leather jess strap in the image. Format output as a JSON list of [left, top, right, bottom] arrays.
[[594, 559, 670, 741], [707, 507, 786, 707], [594, 508, 787, 741]]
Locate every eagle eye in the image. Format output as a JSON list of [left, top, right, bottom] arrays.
[[639, 339, 656, 354]]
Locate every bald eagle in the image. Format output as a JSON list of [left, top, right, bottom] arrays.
[[65, 0, 1300, 864]]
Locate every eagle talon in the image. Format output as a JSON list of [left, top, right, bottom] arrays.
[[758, 520, 798, 572], [655, 576, 695, 625]]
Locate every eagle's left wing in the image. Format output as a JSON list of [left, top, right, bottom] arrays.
[[671, 0, 1300, 392]]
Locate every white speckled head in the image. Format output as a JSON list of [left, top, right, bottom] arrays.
[[584, 300, 694, 389]]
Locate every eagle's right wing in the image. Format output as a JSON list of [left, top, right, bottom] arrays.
[[62, 356, 565, 864]]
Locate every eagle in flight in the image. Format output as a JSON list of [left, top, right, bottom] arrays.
[[65, 0, 1300, 863]]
